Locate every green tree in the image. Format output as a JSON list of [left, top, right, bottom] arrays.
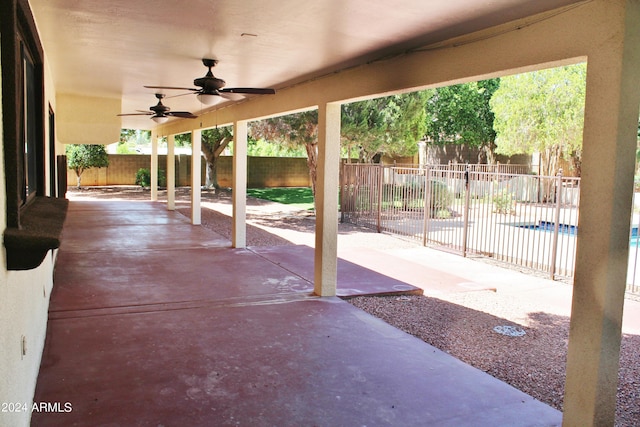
[[250, 93, 430, 202], [247, 138, 307, 157], [202, 127, 233, 189], [66, 144, 109, 188], [635, 120, 640, 176], [424, 79, 500, 163], [490, 64, 586, 177], [117, 129, 136, 154], [118, 129, 150, 154], [249, 111, 319, 196], [174, 128, 233, 189], [342, 91, 430, 163]]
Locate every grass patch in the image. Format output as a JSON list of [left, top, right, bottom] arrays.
[[247, 187, 315, 210]]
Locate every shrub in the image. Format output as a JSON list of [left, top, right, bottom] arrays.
[[492, 188, 515, 214], [430, 180, 453, 212], [398, 179, 453, 214], [434, 208, 452, 219], [135, 168, 166, 188]]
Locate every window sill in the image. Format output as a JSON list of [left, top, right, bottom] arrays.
[[4, 197, 69, 270]]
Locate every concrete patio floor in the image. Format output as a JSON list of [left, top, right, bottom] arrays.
[[32, 199, 561, 426]]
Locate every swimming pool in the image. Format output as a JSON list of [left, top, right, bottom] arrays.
[[517, 220, 577, 235], [517, 221, 640, 246]]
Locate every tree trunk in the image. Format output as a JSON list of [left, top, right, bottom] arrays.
[[200, 136, 231, 189], [539, 146, 561, 202], [570, 151, 582, 177], [207, 160, 218, 189], [305, 142, 318, 206], [200, 143, 217, 188], [482, 141, 497, 164], [75, 168, 83, 188]]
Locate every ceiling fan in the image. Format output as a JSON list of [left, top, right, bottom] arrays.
[[117, 93, 197, 124], [145, 58, 276, 106]]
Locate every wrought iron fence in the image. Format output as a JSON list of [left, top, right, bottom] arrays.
[[392, 163, 533, 175], [628, 198, 640, 294], [341, 163, 584, 282], [342, 163, 640, 294]]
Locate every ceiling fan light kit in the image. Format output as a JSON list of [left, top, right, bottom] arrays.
[[196, 93, 223, 106], [151, 115, 169, 124]]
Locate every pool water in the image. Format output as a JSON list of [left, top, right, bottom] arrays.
[[517, 221, 577, 235], [517, 221, 640, 246]]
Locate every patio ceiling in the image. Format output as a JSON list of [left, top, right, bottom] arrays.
[[29, 0, 583, 129]]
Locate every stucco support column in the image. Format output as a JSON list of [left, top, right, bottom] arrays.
[[151, 131, 158, 201], [167, 134, 175, 211], [563, 2, 640, 426], [232, 120, 248, 248], [191, 129, 202, 225], [314, 102, 341, 296]]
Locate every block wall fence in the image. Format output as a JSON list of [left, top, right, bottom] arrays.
[[67, 155, 312, 188]]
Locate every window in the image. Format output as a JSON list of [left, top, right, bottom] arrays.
[[1, 0, 67, 270], [1, 0, 46, 227], [22, 42, 39, 203]]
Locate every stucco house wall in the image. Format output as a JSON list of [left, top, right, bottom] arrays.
[[0, 32, 58, 427]]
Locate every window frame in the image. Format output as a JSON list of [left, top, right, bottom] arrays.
[[1, 0, 46, 229], [0, 0, 67, 271]]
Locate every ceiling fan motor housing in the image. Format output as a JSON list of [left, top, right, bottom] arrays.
[[194, 58, 226, 93], [194, 76, 226, 92], [150, 101, 170, 115], [118, 92, 196, 120]]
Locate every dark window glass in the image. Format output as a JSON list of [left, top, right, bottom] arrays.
[[1, 0, 47, 228], [23, 43, 38, 202]]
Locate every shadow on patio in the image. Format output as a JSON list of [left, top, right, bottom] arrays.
[[32, 199, 561, 426]]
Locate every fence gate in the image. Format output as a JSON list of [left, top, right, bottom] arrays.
[[341, 164, 385, 232]]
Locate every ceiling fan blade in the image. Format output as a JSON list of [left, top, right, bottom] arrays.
[[219, 92, 245, 101], [117, 112, 153, 116], [144, 61, 275, 109], [166, 92, 199, 99], [168, 111, 198, 119], [144, 85, 198, 91], [220, 87, 276, 95]]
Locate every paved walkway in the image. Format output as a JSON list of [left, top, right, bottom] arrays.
[[32, 199, 563, 426]]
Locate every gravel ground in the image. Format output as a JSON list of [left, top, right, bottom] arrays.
[[67, 186, 640, 426]]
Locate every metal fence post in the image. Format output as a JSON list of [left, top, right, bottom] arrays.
[[339, 161, 345, 223], [549, 170, 563, 280], [376, 164, 383, 233], [631, 214, 640, 293], [462, 167, 470, 257], [422, 166, 431, 247]]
